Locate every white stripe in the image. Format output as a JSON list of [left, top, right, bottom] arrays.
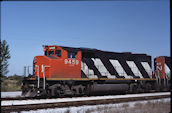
[[91, 58, 116, 78], [141, 62, 152, 78], [81, 61, 98, 78], [165, 64, 170, 78], [110, 60, 133, 78], [126, 61, 143, 78]]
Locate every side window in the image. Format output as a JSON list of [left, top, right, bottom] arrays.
[[49, 51, 54, 56], [45, 51, 47, 56], [55, 50, 61, 57], [68, 51, 77, 59]]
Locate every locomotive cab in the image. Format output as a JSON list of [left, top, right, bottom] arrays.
[[33, 45, 81, 79], [33, 45, 63, 79]]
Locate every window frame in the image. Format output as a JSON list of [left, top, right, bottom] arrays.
[[45, 51, 47, 56]]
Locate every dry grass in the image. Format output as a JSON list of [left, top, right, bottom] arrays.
[[122, 103, 129, 108], [1, 79, 22, 91], [1, 75, 23, 92]]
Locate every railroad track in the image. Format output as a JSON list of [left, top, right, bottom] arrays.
[[1, 92, 170, 113], [1, 97, 32, 101]]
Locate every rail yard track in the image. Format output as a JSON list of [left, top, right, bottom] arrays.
[[1, 92, 170, 113]]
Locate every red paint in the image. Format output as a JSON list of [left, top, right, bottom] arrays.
[[155, 56, 165, 79]]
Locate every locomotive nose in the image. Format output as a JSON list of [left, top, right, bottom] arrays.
[[33, 56, 50, 78]]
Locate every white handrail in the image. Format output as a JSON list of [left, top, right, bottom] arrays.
[[41, 65, 50, 89]]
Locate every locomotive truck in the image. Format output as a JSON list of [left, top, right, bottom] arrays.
[[21, 45, 171, 97]]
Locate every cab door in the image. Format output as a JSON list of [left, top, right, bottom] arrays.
[[62, 51, 81, 78]]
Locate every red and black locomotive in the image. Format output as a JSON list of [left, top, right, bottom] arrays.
[[21, 45, 171, 97]]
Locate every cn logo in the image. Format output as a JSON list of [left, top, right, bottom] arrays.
[[156, 63, 162, 71]]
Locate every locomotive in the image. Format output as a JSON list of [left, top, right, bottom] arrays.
[[21, 45, 171, 97]]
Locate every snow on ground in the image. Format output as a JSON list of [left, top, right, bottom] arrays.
[[1, 92, 170, 106], [21, 98, 170, 113], [1, 91, 22, 98]]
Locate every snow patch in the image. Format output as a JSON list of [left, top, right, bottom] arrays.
[[1, 91, 22, 98], [21, 98, 170, 113]]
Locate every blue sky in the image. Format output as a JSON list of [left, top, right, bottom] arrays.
[[1, 1, 170, 76]]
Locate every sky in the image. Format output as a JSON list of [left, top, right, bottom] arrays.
[[1, 0, 170, 76]]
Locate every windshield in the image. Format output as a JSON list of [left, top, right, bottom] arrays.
[[49, 51, 54, 56]]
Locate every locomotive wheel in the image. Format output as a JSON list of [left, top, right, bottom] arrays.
[[46, 89, 52, 98], [129, 84, 138, 94]]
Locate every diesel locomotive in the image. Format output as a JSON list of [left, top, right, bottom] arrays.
[[21, 45, 171, 97]]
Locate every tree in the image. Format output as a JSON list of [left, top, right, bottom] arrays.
[[0, 40, 11, 76]]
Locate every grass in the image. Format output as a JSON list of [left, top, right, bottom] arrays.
[[1, 77, 23, 92]]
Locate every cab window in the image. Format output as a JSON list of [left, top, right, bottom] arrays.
[[49, 51, 54, 56], [68, 51, 77, 59], [55, 50, 61, 57]]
